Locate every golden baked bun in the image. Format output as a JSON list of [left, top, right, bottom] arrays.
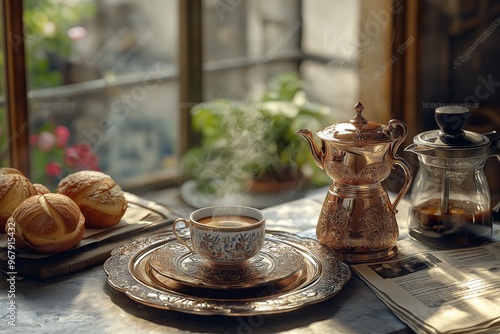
[[0, 168, 37, 233], [6, 194, 85, 254], [56, 171, 127, 229], [33, 183, 51, 195]]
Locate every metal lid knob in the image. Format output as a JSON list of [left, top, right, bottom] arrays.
[[435, 106, 469, 139], [407, 106, 491, 158]]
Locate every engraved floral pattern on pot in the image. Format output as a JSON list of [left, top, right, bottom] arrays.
[[324, 161, 354, 182], [317, 202, 352, 249], [358, 162, 391, 183], [193, 230, 264, 262], [325, 161, 391, 184], [359, 204, 397, 250]]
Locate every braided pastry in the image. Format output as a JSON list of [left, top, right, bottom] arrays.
[[56, 171, 127, 229], [0, 167, 37, 233], [6, 193, 85, 254]]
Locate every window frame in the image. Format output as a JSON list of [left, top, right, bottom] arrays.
[[2, 0, 30, 174]]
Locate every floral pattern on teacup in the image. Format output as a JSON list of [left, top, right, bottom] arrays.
[[194, 230, 264, 263]]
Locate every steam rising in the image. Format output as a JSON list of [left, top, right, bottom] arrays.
[[183, 100, 279, 203]]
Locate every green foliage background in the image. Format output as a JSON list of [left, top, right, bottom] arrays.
[[182, 73, 331, 195]]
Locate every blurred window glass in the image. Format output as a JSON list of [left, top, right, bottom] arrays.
[[1, 0, 392, 191], [202, 0, 302, 101], [23, 0, 179, 190]]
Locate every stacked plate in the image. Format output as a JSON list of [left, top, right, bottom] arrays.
[[104, 229, 351, 316]]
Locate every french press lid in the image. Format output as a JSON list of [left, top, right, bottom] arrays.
[[412, 106, 492, 158], [317, 102, 394, 143]]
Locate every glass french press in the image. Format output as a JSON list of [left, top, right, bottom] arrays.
[[405, 106, 500, 248]]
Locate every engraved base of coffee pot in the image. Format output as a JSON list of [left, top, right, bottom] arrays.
[[338, 245, 399, 263], [316, 185, 400, 263]]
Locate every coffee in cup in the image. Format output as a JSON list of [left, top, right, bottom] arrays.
[[172, 205, 266, 267]]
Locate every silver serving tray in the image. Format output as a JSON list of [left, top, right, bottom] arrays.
[[104, 230, 351, 316]]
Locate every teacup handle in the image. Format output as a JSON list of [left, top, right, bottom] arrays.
[[172, 218, 194, 253]]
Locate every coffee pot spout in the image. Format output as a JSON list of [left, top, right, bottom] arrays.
[[296, 129, 324, 169]]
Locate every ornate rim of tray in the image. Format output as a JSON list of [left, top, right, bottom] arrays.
[[104, 229, 351, 316]]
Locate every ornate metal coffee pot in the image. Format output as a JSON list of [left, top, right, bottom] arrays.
[[297, 102, 412, 262]]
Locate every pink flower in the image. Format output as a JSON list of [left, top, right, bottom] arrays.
[[64, 147, 79, 168], [75, 143, 91, 157], [37, 131, 55, 152], [30, 134, 39, 146], [46, 162, 62, 176], [55, 126, 70, 148], [67, 26, 87, 40], [64, 143, 100, 171]]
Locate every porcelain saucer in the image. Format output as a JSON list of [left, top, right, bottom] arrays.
[[149, 237, 303, 289]]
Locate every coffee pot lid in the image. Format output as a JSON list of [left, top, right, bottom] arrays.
[[317, 102, 393, 143], [413, 106, 489, 150]]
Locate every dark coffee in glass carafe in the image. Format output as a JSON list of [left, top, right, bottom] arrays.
[[409, 199, 491, 248]]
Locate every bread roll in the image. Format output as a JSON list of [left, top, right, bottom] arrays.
[[56, 171, 127, 229], [0, 168, 37, 233], [33, 183, 51, 195], [6, 194, 85, 254]]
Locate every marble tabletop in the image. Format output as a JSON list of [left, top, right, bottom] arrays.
[[0, 188, 448, 334]]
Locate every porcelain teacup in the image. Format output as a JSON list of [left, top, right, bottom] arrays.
[[172, 205, 266, 267]]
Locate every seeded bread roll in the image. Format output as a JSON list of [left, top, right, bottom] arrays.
[[6, 194, 85, 254], [0, 168, 37, 233], [56, 171, 127, 229]]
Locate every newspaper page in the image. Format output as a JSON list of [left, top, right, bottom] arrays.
[[352, 242, 500, 334]]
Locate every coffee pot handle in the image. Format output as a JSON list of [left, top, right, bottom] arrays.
[[391, 158, 413, 213], [388, 119, 413, 213]]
